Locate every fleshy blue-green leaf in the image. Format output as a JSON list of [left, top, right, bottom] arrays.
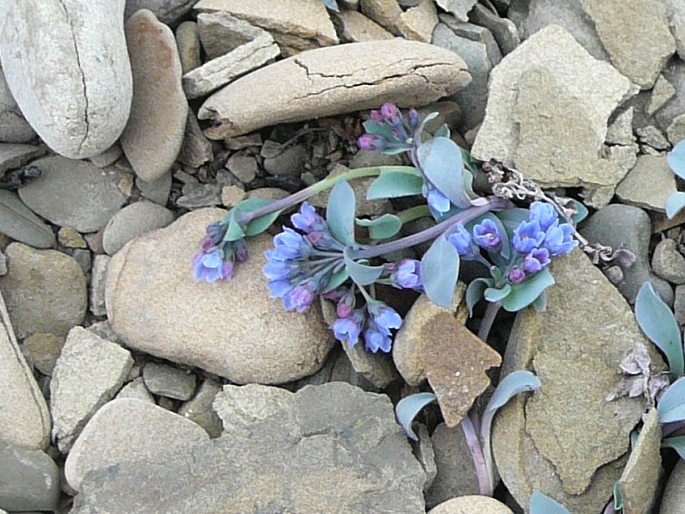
[[532, 289, 548, 312], [667, 139, 685, 180], [416, 136, 472, 208], [420, 235, 460, 308], [662, 435, 685, 459], [496, 208, 530, 236], [530, 492, 572, 514], [433, 124, 450, 138], [356, 214, 402, 239], [326, 180, 356, 245], [658, 378, 685, 423], [484, 284, 512, 303], [666, 192, 685, 220], [229, 198, 282, 237], [366, 169, 423, 200], [362, 120, 395, 141], [613, 481, 624, 510], [322, 267, 349, 293], [223, 209, 245, 242], [465, 277, 493, 316], [501, 268, 555, 312], [395, 392, 437, 441], [635, 282, 684, 377], [322, 0, 339, 11], [569, 199, 589, 223], [343, 247, 384, 286]]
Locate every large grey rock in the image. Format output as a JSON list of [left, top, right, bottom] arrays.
[[0, 243, 86, 339], [0, 0, 132, 158], [661, 459, 685, 514], [73, 383, 427, 513], [0, 68, 35, 143], [0, 441, 59, 512], [182, 32, 279, 99], [580, 0, 675, 89], [106, 209, 334, 384], [194, 0, 338, 55], [0, 290, 51, 450], [213, 384, 294, 436], [65, 398, 209, 491], [580, 204, 674, 304], [492, 250, 662, 513], [50, 327, 134, 452], [199, 39, 471, 139], [125, 0, 196, 24], [102, 201, 175, 255], [19, 156, 127, 233], [0, 190, 55, 249], [121, 10, 188, 182]]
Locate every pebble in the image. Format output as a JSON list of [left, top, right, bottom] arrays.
[[0, 242, 87, 339], [0, 142, 45, 175], [615, 155, 676, 212], [656, 60, 685, 133], [19, 156, 127, 233], [435, 0, 478, 22], [178, 379, 223, 437], [142, 362, 197, 401], [636, 125, 671, 150], [0, 190, 55, 249], [647, 75, 676, 116], [125, 0, 197, 24], [176, 182, 222, 209], [606, 108, 636, 146], [136, 171, 172, 205], [470, 3, 520, 54], [196, 11, 271, 60], [212, 384, 294, 436], [0, 66, 35, 143], [226, 153, 258, 183], [263, 143, 307, 176], [89, 143, 123, 169], [652, 238, 685, 284], [0, 0, 132, 158], [0, 441, 59, 512], [50, 326, 134, 452], [178, 112, 214, 169], [199, 39, 470, 139], [90, 254, 110, 316], [246, 187, 289, 202], [360, 0, 403, 33], [675, 285, 685, 325], [0, 290, 51, 450], [116, 377, 154, 404], [102, 201, 175, 255], [396, 0, 439, 43], [121, 10, 188, 182], [182, 32, 279, 99], [336, 10, 394, 42], [105, 209, 334, 384], [57, 227, 86, 249], [0, 252, 5, 276], [175, 21, 201, 75], [23, 333, 64, 376], [428, 496, 513, 514], [221, 185, 247, 207], [65, 398, 208, 491]]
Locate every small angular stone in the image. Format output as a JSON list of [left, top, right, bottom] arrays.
[[58, 227, 87, 249], [0, 143, 45, 174], [175, 21, 201, 75], [90, 254, 110, 316], [470, 3, 520, 54], [428, 496, 513, 514], [0, 190, 55, 249], [197, 12, 271, 60], [396, 0, 438, 42], [652, 238, 685, 284], [213, 384, 294, 436], [142, 362, 197, 401], [226, 153, 258, 183], [116, 377, 154, 404], [647, 75, 676, 116], [615, 155, 677, 212], [336, 10, 394, 42], [102, 201, 175, 255], [435, 0, 478, 22], [178, 379, 223, 437]]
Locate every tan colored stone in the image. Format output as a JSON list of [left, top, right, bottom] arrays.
[[199, 39, 471, 139], [397, 0, 439, 42], [616, 154, 677, 213], [121, 10, 188, 182], [0, 291, 51, 450], [221, 185, 247, 207], [337, 11, 394, 42], [58, 227, 87, 249], [647, 74, 676, 116], [360, 0, 403, 33], [23, 333, 64, 376], [175, 21, 201, 74], [106, 209, 334, 384], [428, 496, 513, 514]]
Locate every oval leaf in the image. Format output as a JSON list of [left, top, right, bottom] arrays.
[[569, 199, 589, 223], [366, 169, 424, 200], [666, 192, 685, 220], [530, 492, 571, 514], [322, 0, 339, 11], [322, 267, 349, 293], [420, 235, 460, 308], [343, 247, 384, 286], [395, 392, 437, 441], [466, 278, 493, 316], [496, 208, 530, 236], [501, 268, 555, 313], [326, 180, 356, 245], [486, 370, 542, 414], [362, 120, 395, 141], [667, 139, 685, 180], [635, 282, 684, 377], [223, 209, 245, 242], [662, 435, 685, 459], [658, 378, 685, 423], [416, 137, 472, 208], [356, 214, 402, 240], [484, 284, 512, 303]]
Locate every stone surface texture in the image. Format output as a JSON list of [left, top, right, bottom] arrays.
[[0, 190, 55, 249], [197, 11, 273, 60], [121, 10, 188, 182], [213, 384, 295, 436], [0, 290, 51, 450], [661, 459, 685, 514], [427, 496, 513, 514], [102, 201, 175, 255], [492, 250, 661, 512], [50, 327, 134, 452], [0, 441, 59, 512], [615, 155, 677, 212], [337, 10, 394, 42], [65, 398, 209, 491], [106, 209, 334, 384], [0, 243, 86, 339], [0, 0, 132, 158], [126, 0, 197, 24], [0, 66, 35, 143], [199, 39, 471, 139], [72, 383, 427, 513]]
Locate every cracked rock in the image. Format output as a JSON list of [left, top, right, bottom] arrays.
[[121, 10, 188, 182], [0, 0, 132, 158], [199, 39, 470, 139], [72, 383, 427, 513]]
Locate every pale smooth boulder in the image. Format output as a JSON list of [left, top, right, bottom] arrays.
[[0, 0, 132, 158]]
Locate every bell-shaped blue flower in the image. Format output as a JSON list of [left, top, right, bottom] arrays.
[[512, 220, 545, 254], [543, 222, 577, 256], [529, 202, 558, 231], [523, 248, 551, 274], [473, 219, 502, 251], [394, 259, 422, 289], [448, 223, 477, 257]]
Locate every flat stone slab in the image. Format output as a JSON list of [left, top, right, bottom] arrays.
[[199, 39, 470, 139], [0, 190, 55, 249]]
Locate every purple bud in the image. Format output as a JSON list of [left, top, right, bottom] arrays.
[[357, 134, 387, 151], [206, 222, 224, 245], [395, 258, 422, 289], [370, 109, 384, 123], [233, 239, 248, 262], [222, 260, 234, 280], [201, 236, 214, 252], [408, 108, 419, 131], [380, 103, 402, 125], [283, 284, 315, 313], [508, 267, 526, 284], [337, 292, 355, 318], [448, 224, 476, 257], [522, 248, 550, 274]]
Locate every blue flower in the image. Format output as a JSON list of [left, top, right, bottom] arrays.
[[283, 282, 316, 312], [426, 186, 452, 214], [267, 279, 293, 298], [263, 261, 298, 281], [364, 327, 393, 353], [508, 266, 526, 284], [395, 259, 422, 289], [363, 301, 402, 353], [192, 248, 232, 283], [332, 310, 365, 347], [269, 227, 311, 260], [529, 202, 558, 231], [290, 202, 325, 233], [473, 219, 502, 251], [512, 220, 545, 254], [523, 248, 550, 274], [448, 224, 476, 257], [543, 222, 577, 256]]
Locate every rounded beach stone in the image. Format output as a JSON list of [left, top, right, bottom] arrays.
[[102, 201, 175, 255], [106, 208, 334, 384], [427, 496, 513, 514], [0, 0, 132, 158]]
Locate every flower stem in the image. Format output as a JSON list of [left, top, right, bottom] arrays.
[[461, 412, 493, 496], [396, 205, 431, 224], [477, 301, 501, 342], [238, 166, 418, 224], [353, 196, 510, 260]]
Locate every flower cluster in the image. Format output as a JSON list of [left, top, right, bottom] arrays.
[[192, 223, 247, 283], [356, 103, 419, 153], [331, 293, 402, 353], [449, 202, 577, 285]]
